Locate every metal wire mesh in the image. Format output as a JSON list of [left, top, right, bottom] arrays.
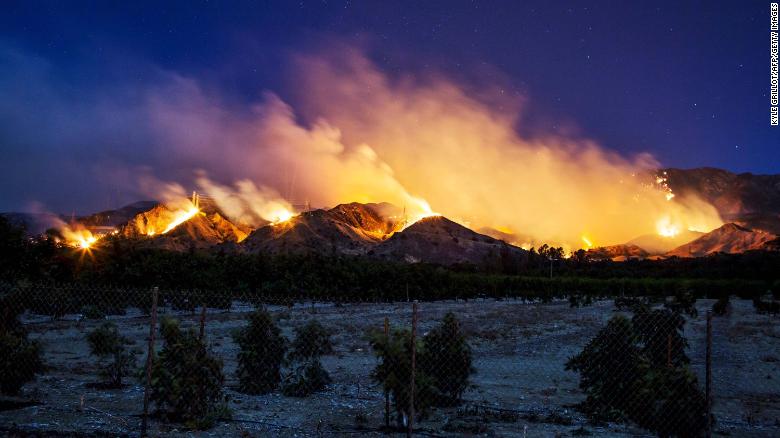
[[0, 283, 778, 437]]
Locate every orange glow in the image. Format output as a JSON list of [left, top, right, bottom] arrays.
[[270, 207, 295, 224], [656, 216, 681, 238], [137, 52, 726, 249], [137, 200, 201, 237], [59, 226, 100, 250], [581, 235, 594, 248], [402, 195, 440, 229], [160, 205, 200, 234]]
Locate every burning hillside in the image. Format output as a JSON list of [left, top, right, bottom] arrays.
[[665, 223, 777, 258], [118, 194, 250, 251], [65, 50, 720, 253], [663, 168, 780, 234], [30, 51, 780, 258], [241, 202, 402, 255]]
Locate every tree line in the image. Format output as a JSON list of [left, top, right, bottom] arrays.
[[1, 216, 778, 306]]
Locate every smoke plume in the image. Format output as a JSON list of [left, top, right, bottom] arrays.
[[1, 43, 722, 248], [144, 49, 721, 248]]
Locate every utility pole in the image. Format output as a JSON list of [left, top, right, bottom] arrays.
[[706, 310, 713, 438], [384, 317, 390, 429], [141, 287, 159, 437], [408, 301, 418, 438], [549, 257, 553, 279]]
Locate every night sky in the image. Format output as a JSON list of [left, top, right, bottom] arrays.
[[0, 0, 777, 213]]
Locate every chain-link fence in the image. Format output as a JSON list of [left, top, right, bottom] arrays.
[[0, 283, 778, 437]]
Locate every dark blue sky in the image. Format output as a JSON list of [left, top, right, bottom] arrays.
[[0, 0, 777, 213]]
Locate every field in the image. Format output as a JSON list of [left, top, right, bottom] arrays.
[[1, 297, 779, 437]]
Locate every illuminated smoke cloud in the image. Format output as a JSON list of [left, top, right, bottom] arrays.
[[142, 48, 720, 248], [1, 43, 722, 248]]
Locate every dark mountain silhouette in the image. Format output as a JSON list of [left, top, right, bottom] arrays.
[[664, 167, 780, 234], [665, 223, 777, 258], [373, 215, 527, 265]]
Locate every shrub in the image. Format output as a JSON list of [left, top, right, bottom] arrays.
[[86, 322, 136, 387], [282, 320, 333, 397], [234, 309, 286, 394], [664, 291, 698, 317], [288, 320, 333, 361], [282, 320, 334, 397], [566, 308, 709, 435], [370, 328, 434, 428], [631, 306, 688, 368], [0, 297, 44, 395], [712, 295, 730, 316], [80, 305, 106, 320], [282, 360, 332, 397], [753, 297, 780, 315], [420, 312, 474, 406], [565, 315, 642, 422], [149, 317, 228, 429], [630, 365, 708, 437]]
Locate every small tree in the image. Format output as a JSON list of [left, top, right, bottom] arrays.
[[370, 328, 434, 428], [630, 365, 708, 437], [0, 297, 43, 395], [234, 309, 286, 394], [283, 320, 333, 397], [631, 306, 688, 368], [288, 320, 333, 361], [420, 312, 474, 406], [712, 295, 730, 316], [565, 315, 642, 422], [150, 317, 227, 429], [566, 308, 709, 435], [86, 321, 136, 387]]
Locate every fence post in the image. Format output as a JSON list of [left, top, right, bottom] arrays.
[[706, 310, 713, 438], [408, 301, 418, 438], [141, 287, 159, 437], [384, 316, 390, 429], [199, 303, 207, 340]]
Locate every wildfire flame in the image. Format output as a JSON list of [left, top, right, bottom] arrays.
[[581, 235, 594, 248], [269, 207, 295, 225], [401, 195, 440, 229], [655, 173, 676, 202], [59, 226, 100, 250], [115, 53, 727, 250], [160, 205, 200, 234], [656, 216, 681, 238]]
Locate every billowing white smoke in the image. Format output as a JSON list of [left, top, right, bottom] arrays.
[[137, 48, 721, 248]]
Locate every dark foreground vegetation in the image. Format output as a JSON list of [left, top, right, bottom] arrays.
[[0, 217, 778, 309], [2, 217, 771, 435]]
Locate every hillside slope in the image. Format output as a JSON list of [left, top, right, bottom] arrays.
[[665, 223, 777, 257], [664, 167, 780, 234], [120, 204, 248, 251], [373, 216, 527, 265], [241, 202, 401, 255]]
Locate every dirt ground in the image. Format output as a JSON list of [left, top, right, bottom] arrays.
[[1, 297, 778, 437]]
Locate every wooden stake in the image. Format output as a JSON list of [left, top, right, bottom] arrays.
[[384, 316, 390, 428], [408, 301, 417, 438], [199, 303, 207, 340], [706, 310, 713, 438], [141, 287, 159, 437]]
